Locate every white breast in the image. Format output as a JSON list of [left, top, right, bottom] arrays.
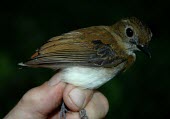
[[57, 62, 126, 89]]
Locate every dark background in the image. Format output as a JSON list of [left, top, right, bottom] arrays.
[[1, 0, 170, 118]]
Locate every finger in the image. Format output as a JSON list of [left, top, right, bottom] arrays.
[[19, 75, 66, 116], [84, 91, 109, 119], [63, 85, 94, 111], [48, 73, 62, 86], [49, 91, 109, 119]]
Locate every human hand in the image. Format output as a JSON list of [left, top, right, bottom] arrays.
[[4, 74, 109, 119]]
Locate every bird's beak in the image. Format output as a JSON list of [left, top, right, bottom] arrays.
[[137, 45, 151, 58]]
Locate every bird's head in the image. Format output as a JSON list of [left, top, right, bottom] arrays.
[[111, 17, 152, 57]]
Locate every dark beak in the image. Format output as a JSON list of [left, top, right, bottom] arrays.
[[137, 45, 151, 58]]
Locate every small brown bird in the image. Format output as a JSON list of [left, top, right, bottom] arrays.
[[19, 17, 152, 89], [19, 17, 152, 118]]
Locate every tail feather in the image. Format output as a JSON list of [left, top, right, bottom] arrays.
[[18, 62, 28, 67], [18, 61, 60, 70]]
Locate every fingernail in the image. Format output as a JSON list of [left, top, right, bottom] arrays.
[[69, 88, 85, 109], [48, 74, 61, 86]]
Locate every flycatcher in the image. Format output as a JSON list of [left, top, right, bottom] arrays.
[[19, 17, 152, 118]]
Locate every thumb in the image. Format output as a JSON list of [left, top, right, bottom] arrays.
[[4, 74, 66, 119], [21, 74, 66, 115]]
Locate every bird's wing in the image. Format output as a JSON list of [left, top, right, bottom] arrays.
[[21, 26, 126, 69]]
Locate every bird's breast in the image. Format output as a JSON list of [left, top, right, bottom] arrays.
[[57, 62, 126, 89]]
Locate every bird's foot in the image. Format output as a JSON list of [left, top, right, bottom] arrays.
[[60, 102, 69, 119], [79, 109, 88, 119], [59, 102, 88, 119]]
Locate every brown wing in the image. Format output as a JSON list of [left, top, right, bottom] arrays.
[[22, 26, 126, 69]]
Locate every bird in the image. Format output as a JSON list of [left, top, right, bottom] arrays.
[[19, 17, 152, 118]]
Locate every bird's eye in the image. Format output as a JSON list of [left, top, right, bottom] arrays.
[[126, 28, 134, 37]]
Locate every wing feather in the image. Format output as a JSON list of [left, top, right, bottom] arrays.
[[23, 26, 127, 69]]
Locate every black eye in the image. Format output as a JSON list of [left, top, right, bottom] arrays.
[[126, 28, 134, 37]]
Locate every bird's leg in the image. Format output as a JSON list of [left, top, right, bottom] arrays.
[[79, 109, 88, 119], [59, 101, 88, 119], [60, 102, 69, 119]]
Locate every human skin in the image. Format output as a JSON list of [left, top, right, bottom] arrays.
[[4, 73, 109, 119]]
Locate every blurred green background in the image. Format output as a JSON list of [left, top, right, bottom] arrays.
[[0, 0, 170, 118]]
